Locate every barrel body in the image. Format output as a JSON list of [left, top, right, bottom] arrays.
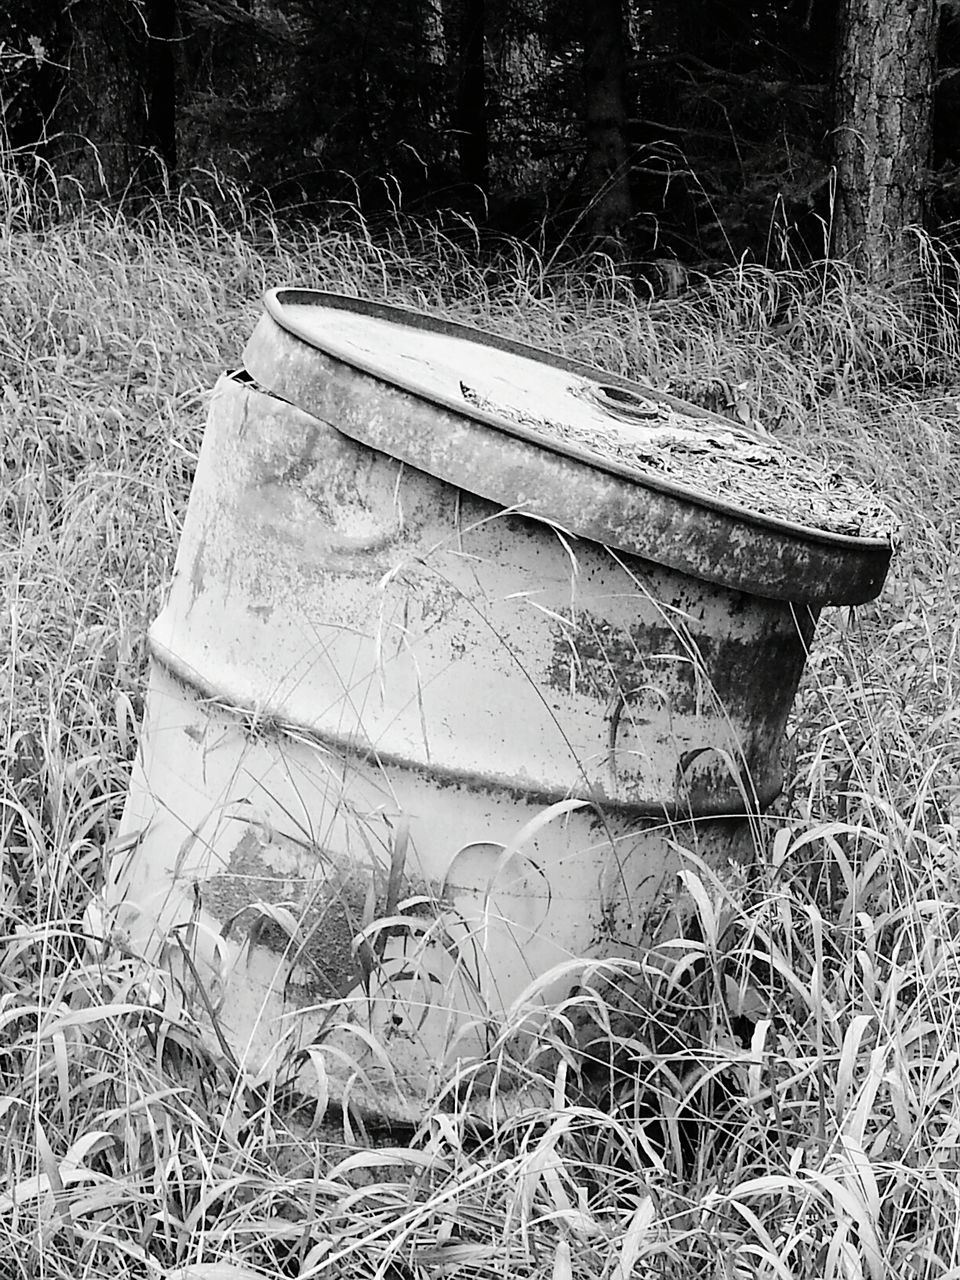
[[106, 373, 817, 1118]]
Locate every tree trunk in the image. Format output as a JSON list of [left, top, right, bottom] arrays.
[[456, 0, 488, 193], [418, 0, 449, 156], [488, 6, 549, 197], [582, 0, 633, 248], [422, 0, 446, 71], [54, 0, 177, 200], [144, 0, 178, 184], [832, 0, 938, 278]]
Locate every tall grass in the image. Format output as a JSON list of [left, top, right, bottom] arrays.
[[3, 153, 960, 1279]]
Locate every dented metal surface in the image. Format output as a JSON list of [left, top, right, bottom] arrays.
[[144, 375, 818, 814], [102, 297, 892, 1121]]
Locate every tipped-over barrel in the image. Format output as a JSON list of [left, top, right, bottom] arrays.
[[99, 292, 893, 1121]]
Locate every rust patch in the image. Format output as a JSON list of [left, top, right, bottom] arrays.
[[548, 615, 667, 701], [188, 537, 207, 606], [200, 829, 366, 1002], [547, 607, 811, 720], [200, 828, 445, 1005]]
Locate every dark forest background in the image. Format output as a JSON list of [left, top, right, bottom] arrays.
[[2, 1, 958, 276]]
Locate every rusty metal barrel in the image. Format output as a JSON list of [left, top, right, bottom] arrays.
[[102, 291, 892, 1120]]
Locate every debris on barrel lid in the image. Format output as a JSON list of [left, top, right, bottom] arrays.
[[457, 379, 896, 543]]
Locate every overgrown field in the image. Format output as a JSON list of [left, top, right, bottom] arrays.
[[4, 158, 960, 1279]]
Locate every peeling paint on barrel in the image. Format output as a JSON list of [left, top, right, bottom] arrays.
[[97, 297, 892, 1122], [200, 830, 364, 1002]]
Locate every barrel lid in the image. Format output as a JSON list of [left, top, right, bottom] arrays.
[[242, 289, 894, 604]]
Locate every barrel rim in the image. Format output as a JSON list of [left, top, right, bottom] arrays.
[[262, 288, 892, 554], [244, 295, 892, 604]]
